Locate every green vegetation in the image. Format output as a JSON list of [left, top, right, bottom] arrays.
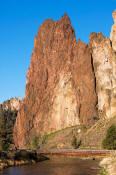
[[32, 136, 39, 149], [71, 135, 81, 149], [50, 145, 57, 149], [27, 125, 79, 150], [72, 135, 77, 148], [14, 150, 40, 161], [81, 125, 87, 132], [0, 150, 49, 169], [98, 168, 108, 175], [102, 124, 116, 149], [40, 125, 78, 144], [0, 108, 17, 151]]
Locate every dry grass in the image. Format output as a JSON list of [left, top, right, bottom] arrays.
[[39, 116, 116, 150]]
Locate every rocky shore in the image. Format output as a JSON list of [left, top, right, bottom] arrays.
[[99, 155, 116, 175], [0, 150, 48, 169]]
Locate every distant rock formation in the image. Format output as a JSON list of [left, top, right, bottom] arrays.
[[110, 10, 116, 51], [14, 14, 97, 148], [13, 11, 116, 148], [2, 97, 20, 111]]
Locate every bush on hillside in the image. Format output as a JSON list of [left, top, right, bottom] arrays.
[[102, 124, 116, 150], [72, 135, 81, 149], [72, 135, 77, 148]]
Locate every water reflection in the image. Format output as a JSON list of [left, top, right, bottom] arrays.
[[1, 157, 100, 175]]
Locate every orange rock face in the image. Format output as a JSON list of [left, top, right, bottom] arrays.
[[112, 10, 116, 23], [14, 14, 97, 148]]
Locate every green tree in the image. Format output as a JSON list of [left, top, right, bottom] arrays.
[[0, 110, 10, 150], [0, 108, 17, 150], [102, 125, 116, 149]]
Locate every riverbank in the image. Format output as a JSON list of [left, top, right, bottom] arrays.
[[98, 154, 116, 175], [0, 150, 48, 170], [1, 156, 100, 175], [1, 149, 115, 173]]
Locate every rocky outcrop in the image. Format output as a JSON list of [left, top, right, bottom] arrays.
[[1, 97, 21, 111], [110, 10, 116, 52], [89, 32, 116, 118], [14, 14, 97, 148], [99, 156, 116, 175]]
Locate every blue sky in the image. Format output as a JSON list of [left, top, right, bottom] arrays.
[[0, 0, 115, 103]]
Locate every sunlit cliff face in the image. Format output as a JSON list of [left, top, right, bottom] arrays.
[[90, 32, 116, 118], [14, 11, 116, 148], [50, 72, 80, 131], [110, 10, 116, 52], [14, 14, 97, 148]]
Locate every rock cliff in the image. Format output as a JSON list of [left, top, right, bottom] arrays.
[[14, 12, 116, 148], [110, 10, 116, 51], [89, 33, 116, 118], [14, 14, 97, 148]]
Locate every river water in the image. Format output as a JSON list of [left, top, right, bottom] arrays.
[[1, 157, 100, 175]]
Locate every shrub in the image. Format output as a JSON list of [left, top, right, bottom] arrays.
[[81, 125, 87, 132], [77, 140, 82, 148], [14, 150, 38, 161], [72, 135, 77, 148], [102, 125, 116, 149], [1, 141, 10, 151], [72, 136, 82, 149], [98, 168, 108, 175]]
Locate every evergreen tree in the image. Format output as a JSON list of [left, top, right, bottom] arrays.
[[0, 108, 17, 150], [72, 135, 77, 148]]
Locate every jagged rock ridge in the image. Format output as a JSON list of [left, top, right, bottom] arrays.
[[14, 12, 116, 148], [14, 14, 97, 148]]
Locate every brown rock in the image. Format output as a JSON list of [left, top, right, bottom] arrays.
[[14, 14, 97, 148]]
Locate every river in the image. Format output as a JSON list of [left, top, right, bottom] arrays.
[[0, 157, 100, 175]]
